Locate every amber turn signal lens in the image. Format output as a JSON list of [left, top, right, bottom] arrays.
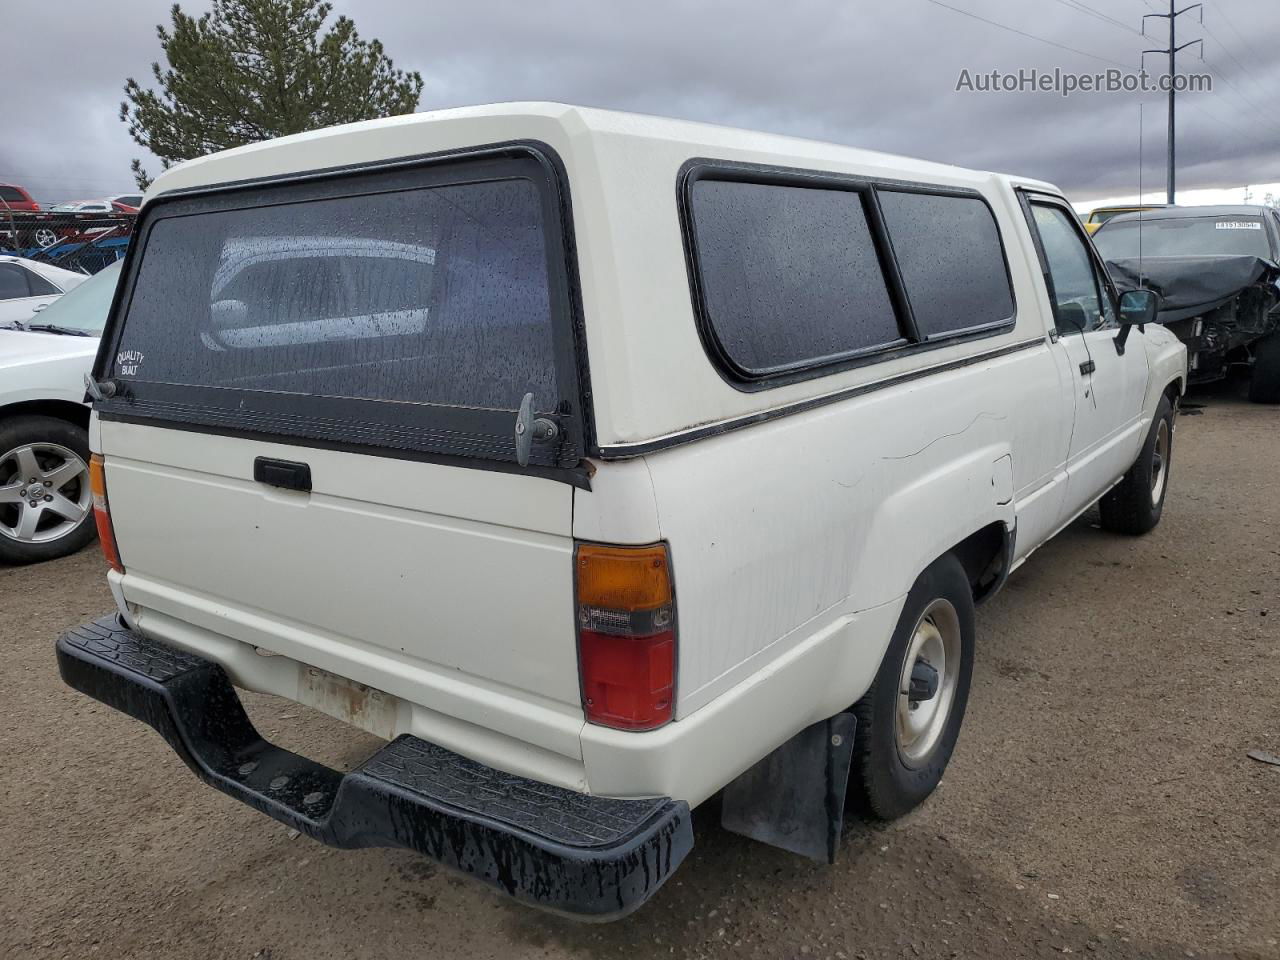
[[89, 455, 123, 574], [576, 543, 672, 610]]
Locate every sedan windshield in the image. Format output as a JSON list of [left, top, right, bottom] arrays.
[[1094, 216, 1272, 260], [21, 260, 121, 334]]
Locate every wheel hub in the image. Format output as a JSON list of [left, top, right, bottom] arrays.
[[0, 442, 91, 545], [896, 599, 962, 767], [908, 659, 940, 703]]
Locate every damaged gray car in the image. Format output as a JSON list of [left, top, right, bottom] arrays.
[[1094, 204, 1280, 403]]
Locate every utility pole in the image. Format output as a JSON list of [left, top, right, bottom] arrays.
[[1144, 2, 1203, 204]]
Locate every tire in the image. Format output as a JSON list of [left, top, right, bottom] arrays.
[[1098, 394, 1175, 536], [1248, 331, 1280, 404], [848, 554, 975, 820], [0, 415, 97, 565], [31, 227, 60, 248]]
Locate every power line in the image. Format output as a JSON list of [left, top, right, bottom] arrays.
[[1052, 0, 1145, 37], [1199, 19, 1276, 111], [921, 0, 1133, 68], [1199, 58, 1280, 128], [1214, 2, 1271, 67], [1178, 94, 1277, 156]]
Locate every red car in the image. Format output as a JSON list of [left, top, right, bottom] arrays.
[[107, 194, 143, 214], [0, 183, 40, 211]]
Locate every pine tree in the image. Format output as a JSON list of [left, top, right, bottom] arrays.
[[121, 0, 423, 188]]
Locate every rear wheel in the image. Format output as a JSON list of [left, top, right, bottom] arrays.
[[0, 416, 96, 565], [1248, 331, 1280, 404], [1099, 394, 1174, 535], [848, 554, 975, 820]]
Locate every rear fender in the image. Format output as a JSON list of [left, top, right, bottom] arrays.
[[848, 442, 1016, 613]]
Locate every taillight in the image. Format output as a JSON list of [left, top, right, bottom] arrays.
[[88, 455, 123, 573], [575, 542, 676, 731]]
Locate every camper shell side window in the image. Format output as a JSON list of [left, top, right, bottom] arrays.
[[679, 160, 1017, 391]]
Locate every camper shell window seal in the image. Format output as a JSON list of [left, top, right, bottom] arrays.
[[91, 140, 596, 484], [678, 159, 1019, 392]]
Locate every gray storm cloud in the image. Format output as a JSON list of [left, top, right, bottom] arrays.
[[1, 0, 1276, 203]]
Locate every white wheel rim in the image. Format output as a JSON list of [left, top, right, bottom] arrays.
[[896, 598, 961, 766], [0, 442, 91, 544], [1150, 419, 1170, 506]]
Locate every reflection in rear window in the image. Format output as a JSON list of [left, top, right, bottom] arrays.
[[116, 178, 558, 411]]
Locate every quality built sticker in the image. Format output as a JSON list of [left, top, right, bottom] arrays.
[[117, 350, 144, 376]]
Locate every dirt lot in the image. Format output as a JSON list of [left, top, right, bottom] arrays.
[[2, 386, 1277, 960]]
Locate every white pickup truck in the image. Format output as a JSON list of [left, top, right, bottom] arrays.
[[57, 103, 1187, 918]]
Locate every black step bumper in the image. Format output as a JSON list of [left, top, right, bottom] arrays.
[[56, 616, 692, 919]]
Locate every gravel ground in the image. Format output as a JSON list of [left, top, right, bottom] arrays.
[[2, 385, 1277, 960]]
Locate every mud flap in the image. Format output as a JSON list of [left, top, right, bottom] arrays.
[[719, 712, 857, 863]]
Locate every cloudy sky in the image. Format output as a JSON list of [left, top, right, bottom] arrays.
[[3, 0, 1277, 207]]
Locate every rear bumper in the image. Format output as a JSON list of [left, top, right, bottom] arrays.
[[56, 615, 692, 920]]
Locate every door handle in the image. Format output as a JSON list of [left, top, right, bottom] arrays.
[[1079, 360, 1096, 375], [254, 457, 312, 492]]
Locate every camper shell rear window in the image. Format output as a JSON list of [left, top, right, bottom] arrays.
[[96, 147, 586, 473]]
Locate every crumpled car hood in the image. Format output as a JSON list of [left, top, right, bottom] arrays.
[[1106, 255, 1280, 325]]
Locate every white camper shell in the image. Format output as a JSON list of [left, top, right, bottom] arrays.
[[58, 103, 1187, 918]]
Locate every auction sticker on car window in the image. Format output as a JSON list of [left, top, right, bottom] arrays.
[[1215, 221, 1262, 230]]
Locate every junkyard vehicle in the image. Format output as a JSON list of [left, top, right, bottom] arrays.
[[1095, 204, 1280, 402], [0, 260, 119, 563], [105, 194, 144, 213], [1083, 203, 1168, 235], [0, 183, 41, 212], [57, 104, 1186, 918], [0, 256, 86, 325]]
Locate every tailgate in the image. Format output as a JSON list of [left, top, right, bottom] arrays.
[[102, 420, 580, 708]]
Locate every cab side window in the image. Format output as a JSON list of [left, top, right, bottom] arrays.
[[1030, 203, 1104, 336], [23, 267, 61, 297]]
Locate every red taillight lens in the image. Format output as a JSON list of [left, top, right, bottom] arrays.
[[89, 455, 123, 573], [575, 542, 676, 731]]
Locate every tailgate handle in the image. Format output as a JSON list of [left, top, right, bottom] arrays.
[[514, 392, 560, 467], [253, 457, 312, 492]]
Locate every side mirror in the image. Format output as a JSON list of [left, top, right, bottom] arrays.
[[1115, 289, 1160, 355], [1118, 289, 1160, 326]]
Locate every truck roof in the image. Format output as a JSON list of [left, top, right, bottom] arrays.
[[145, 101, 1058, 200]]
